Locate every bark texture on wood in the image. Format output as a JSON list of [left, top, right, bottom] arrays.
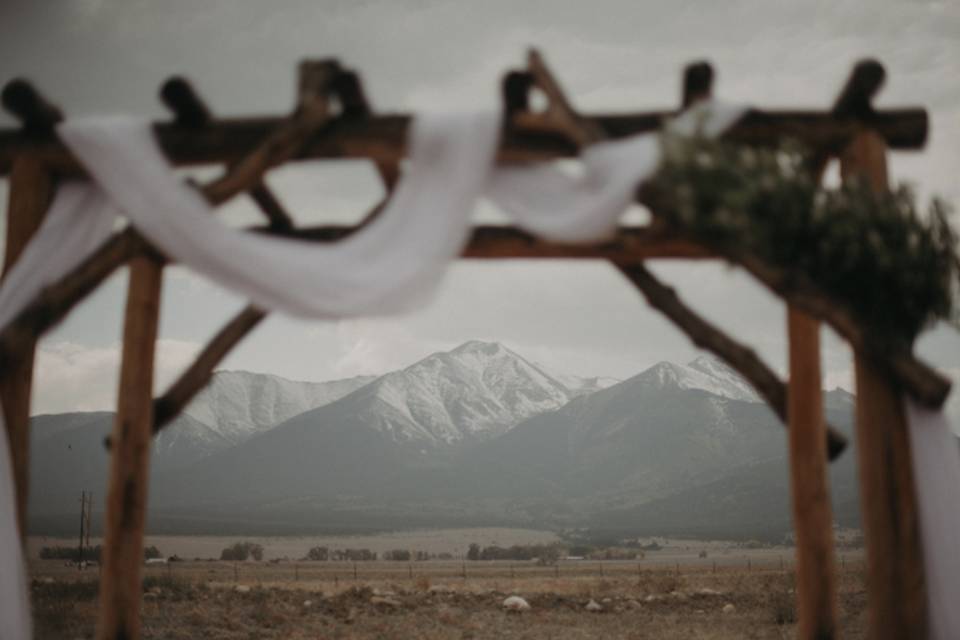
[[786, 308, 839, 639], [1, 155, 54, 536], [0, 106, 928, 176], [854, 353, 927, 639], [843, 128, 926, 640], [96, 256, 163, 640], [616, 262, 847, 459]]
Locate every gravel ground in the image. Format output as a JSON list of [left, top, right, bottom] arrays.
[[32, 562, 868, 639]]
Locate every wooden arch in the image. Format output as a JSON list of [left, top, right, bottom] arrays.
[[0, 53, 948, 640]]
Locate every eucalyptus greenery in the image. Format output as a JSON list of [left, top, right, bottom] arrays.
[[648, 133, 959, 346]]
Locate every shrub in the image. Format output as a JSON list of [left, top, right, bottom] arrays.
[[220, 541, 265, 562]]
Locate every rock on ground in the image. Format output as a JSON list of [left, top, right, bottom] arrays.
[[502, 596, 531, 612]]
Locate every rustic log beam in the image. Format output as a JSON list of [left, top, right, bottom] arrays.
[[843, 129, 927, 640], [1, 79, 63, 132], [0, 224, 713, 374], [159, 77, 212, 129], [787, 308, 840, 638], [616, 263, 847, 459], [96, 255, 163, 640], [681, 61, 713, 109], [507, 49, 606, 147], [153, 304, 266, 431], [199, 60, 340, 206], [0, 105, 928, 176], [159, 77, 298, 231], [0, 154, 55, 537]]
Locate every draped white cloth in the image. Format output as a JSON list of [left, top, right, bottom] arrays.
[[487, 100, 746, 242], [0, 100, 956, 640], [0, 184, 116, 640], [906, 400, 960, 640], [58, 112, 502, 319]]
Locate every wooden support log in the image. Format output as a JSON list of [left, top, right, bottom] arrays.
[[616, 261, 847, 459], [787, 308, 839, 639], [96, 255, 163, 640], [0, 155, 55, 536], [842, 129, 927, 640]]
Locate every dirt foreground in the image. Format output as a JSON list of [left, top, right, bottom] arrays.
[[32, 561, 868, 639]]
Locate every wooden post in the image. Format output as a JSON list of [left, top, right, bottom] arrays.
[[0, 155, 54, 536], [96, 256, 163, 640], [842, 129, 927, 640], [787, 305, 839, 639]]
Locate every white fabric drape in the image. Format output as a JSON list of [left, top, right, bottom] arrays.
[[487, 100, 746, 241], [58, 112, 502, 319], [906, 400, 960, 640], [0, 183, 116, 640]]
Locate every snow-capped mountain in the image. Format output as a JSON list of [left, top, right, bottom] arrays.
[[549, 372, 622, 398], [178, 370, 375, 446], [635, 356, 759, 402], [28, 370, 375, 516], [148, 341, 578, 508], [345, 340, 574, 446]]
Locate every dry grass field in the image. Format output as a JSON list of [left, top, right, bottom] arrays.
[[31, 558, 868, 639]]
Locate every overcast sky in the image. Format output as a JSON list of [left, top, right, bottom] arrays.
[[1, 0, 958, 419]]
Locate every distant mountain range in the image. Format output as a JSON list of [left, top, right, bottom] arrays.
[[28, 341, 858, 540]]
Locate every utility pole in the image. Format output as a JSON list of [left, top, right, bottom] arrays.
[[78, 490, 89, 570], [85, 493, 93, 550]]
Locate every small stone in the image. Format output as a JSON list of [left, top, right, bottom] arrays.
[[697, 588, 722, 596], [502, 596, 531, 612], [722, 603, 736, 614], [626, 599, 642, 609], [585, 599, 603, 612], [303, 600, 312, 608], [143, 592, 158, 600], [234, 585, 251, 593], [40, 577, 55, 585], [370, 596, 402, 607], [601, 597, 612, 604], [644, 594, 662, 603], [429, 584, 452, 594]]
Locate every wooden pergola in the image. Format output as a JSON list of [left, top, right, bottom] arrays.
[[0, 53, 949, 640]]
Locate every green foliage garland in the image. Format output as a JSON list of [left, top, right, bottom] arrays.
[[648, 134, 959, 346]]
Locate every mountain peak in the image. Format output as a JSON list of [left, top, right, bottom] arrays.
[[629, 358, 759, 402], [355, 340, 572, 446], [450, 340, 508, 356]]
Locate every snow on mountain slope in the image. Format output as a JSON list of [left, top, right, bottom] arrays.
[[180, 370, 376, 445], [313, 340, 575, 446], [633, 355, 759, 402], [550, 372, 621, 398]]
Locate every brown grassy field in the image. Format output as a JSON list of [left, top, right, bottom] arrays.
[[31, 558, 868, 639]]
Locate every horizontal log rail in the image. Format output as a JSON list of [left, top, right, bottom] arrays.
[[0, 106, 927, 176]]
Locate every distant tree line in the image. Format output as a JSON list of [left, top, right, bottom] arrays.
[[466, 543, 561, 564], [40, 545, 163, 562], [302, 547, 455, 562]]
